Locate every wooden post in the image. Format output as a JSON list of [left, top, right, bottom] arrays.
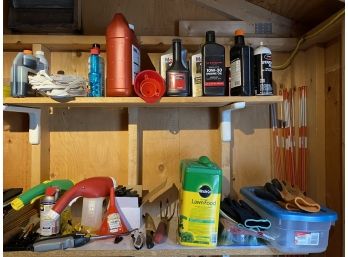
[[128, 107, 139, 185]]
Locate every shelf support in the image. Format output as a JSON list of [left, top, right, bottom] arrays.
[[219, 102, 246, 197], [3, 105, 41, 145], [220, 102, 246, 142]]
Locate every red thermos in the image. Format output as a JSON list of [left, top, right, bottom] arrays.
[[106, 13, 140, 96]]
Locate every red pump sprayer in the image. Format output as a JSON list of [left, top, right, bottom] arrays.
[[47, 177, 116, 222]]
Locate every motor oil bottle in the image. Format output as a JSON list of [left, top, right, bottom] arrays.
[[160, 46, 188, 81], [179, 156, 222, 247], [254, 42, 273, 95], [166, 39, 190, 96], [230, 29, 254, 96], [202, 31, 226, 96], [106, 13, 140, 96], [191, 49, 202, 97]]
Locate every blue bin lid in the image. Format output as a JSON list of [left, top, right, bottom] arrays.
[[240, 187, 338, 223]]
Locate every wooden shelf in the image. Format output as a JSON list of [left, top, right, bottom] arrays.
[[4, 217, 283, 257], [3, 35, 297, 52], [4, 96, 283, 108]]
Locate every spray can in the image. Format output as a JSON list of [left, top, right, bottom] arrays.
[[254, 42, 273, 95], [40, 187, 60, 236]]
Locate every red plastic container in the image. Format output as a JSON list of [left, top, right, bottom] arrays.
[[106, 13, 140, 96], [134, 70, 166, 103]]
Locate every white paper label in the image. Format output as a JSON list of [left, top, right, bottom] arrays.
[[132, 45, 140, 84], [107, 213, 121, 233], [160, 53, 173, 79], [191, 53, 202, 97], [230, 59, 241, 89], [295, 232, 320, 246]]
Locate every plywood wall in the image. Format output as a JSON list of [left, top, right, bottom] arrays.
[[81, 0, 229, 36], [3, 113, 31, 190], [323, 37, 343, 257]]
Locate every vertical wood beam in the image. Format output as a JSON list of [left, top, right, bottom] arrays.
[[306, 46, 326, 204], [128, 107, 139, 185]]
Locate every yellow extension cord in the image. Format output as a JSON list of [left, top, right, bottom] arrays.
[[273, 8, 345, 70]]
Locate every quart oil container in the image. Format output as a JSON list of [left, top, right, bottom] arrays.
[[179, 156, 222, 247]]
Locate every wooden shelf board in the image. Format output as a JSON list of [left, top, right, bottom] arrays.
[[4, 96, 283, 108], [3, 35, 297, 52], [4, 216, 283, 256]]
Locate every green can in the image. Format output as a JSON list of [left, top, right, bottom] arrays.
[[178, 156, 222, 247]]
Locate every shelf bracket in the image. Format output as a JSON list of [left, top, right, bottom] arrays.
[[3, 105, 41, 145], [220, 102, 246, 142]]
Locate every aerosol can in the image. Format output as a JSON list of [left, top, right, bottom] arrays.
[[40, 187, 60, 236], [254, 42, 273, 95]]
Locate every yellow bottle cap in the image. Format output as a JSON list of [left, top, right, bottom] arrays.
[[11, 198, 24, 210]]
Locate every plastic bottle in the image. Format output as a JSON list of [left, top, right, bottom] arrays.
[[166, 39, 190, 96], [81, 197, 105, 231], [106, 13, 140, 96], [202, 31, 226, 96], [35, 50, 49, 73], [160, 46, 188, 80], [88, 44, 105, 96], [230, 29, 254, 96], [88, 46, 102, 97], [254, 42, 273, 95], [191, 49, 202, 97]]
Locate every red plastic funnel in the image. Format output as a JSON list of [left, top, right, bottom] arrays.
[[134, 70, 166, 103]]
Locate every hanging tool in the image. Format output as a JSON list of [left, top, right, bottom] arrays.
[[154, 199, 176, 244], [143, 213, 156, 249]]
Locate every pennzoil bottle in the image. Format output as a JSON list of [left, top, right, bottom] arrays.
[[202, 31, 226, 96], [166, 39, 190, 96], [230, 29, 254, 96]]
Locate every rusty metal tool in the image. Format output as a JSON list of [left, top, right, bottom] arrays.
[[143, 213, 156, 249], [153, 199, 176, 244]]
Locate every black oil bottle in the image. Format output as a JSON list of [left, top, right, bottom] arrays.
[[166, 39, 190, 96], [230, 29, 254, 96], [202, 31, 226, 96]]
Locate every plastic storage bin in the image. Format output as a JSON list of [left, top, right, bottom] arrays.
[[240, 187, 337, 254]]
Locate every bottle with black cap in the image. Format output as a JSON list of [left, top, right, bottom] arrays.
[[230, 29, 254, 96], [166, 39, 190, 96], [202, 31, 226, 96]]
